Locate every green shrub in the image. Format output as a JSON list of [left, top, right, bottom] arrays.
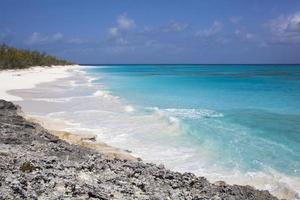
[[0, 44, 73, 70]]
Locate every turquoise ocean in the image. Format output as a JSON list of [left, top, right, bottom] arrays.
[[26, 65, 300, 199], [83, 65, 300, 198]]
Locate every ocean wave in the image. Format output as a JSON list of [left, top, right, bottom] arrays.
[[22, 66, 300, 200], [33, 97, 74, 103], [88, 76, 98, 83], [124, 105, 135, 113], [93, 90, 119, 100], [43, 105, 300, 199], [79, 65, 108, 69], [68, 75, 98, 87], [33, 94, 101, 103], [203, 167, 300, 200], [148, 107, 223, 120]]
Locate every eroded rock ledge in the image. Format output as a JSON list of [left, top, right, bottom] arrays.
[[0, 100, 278, 200]]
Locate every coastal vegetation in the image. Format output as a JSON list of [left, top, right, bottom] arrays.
[[0, 44, 72, 70]]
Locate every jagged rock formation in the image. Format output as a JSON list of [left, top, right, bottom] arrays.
[[0, 100, 278, 200]]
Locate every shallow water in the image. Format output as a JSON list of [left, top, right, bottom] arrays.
[[13, 65, 300, 199]]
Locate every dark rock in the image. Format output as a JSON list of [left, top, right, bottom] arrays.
[[0, 100, 279, 200], [81, 136, 97, 142], [0, 100, 18, 110], [20, 161, 35, 173]]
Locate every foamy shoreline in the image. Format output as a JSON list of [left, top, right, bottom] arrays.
[[0, 65, 297, 199], [0, 99, 278, 199], [0, 65, 81, 101], [0, 65, 136, 160]]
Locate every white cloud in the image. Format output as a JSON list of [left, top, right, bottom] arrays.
[[230, 16, 243, 24], [140, 21, 188, 35], [67, 38, 83, 44], [267, 11, 300, 44], [117, 14, 136, 30], [145, 40, 158, 47], [108, 27, 119, 37], [245, 33, 254, 39], [108, 13, 136, 38], [234, 29, 241, 35], [52, 32, 63, 40], [140, 21, 189, 35], [259, 42, 268, 48], [195, 21, 223, 37], [26, 32, 45, 45], [0, 28, 12, 41], [25, 32, 64, 45], [234, 29, 254, 40], [116, 37, 129, 45], [161, 21, 188, 33]]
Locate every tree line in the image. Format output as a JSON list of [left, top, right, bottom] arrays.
[[0, 44, 73, 70]]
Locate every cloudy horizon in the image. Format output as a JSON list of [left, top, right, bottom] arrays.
[[1, 0, 300, 64]]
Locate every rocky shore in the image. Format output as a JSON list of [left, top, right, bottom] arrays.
[[0, 100, 278, 200]]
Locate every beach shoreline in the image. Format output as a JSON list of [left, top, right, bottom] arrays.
[[27, 115, 137, 161], [0, 65, 297, 199], [0, 99, 278, 199], [0, 65, 136, 160], [0, 65, 80, 101]]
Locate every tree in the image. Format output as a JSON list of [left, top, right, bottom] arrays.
[[0, 44, 73, 70]]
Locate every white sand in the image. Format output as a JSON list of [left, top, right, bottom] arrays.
[[0, 64, 136, 161], [0, 65, 80, 101]]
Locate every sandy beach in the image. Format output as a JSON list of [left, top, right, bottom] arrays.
[[0, 65, 80, 101], [2, 1, 300, 198], [0, 65, 135, 160], [0, 65, 298, 200]]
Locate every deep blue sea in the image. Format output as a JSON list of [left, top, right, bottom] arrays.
[[24, 64, 297, 198]]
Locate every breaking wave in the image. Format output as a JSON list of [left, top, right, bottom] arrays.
[[15, 65, 300, 200]]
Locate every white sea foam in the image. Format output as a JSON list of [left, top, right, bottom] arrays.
[[164, 108, 223, 119], [88, 76, 98, 83], [124, 105, 135, 113], [147, 107, 223, 120], [92, 90, 119, 100], [80, 65, 108, 69], [10, 66, 300, 200], [86, 76, 98, 87], [200, 168, 300, 200], [33, 97, 74, 103], [93, 90, 107, 97]]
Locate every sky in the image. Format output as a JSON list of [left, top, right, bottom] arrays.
[[1, 0, 300, 64]]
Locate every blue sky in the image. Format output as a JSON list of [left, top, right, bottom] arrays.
[[1, 0, 300, 64]]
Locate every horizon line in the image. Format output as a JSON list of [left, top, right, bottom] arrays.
[[79, 63, 300, 65]]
